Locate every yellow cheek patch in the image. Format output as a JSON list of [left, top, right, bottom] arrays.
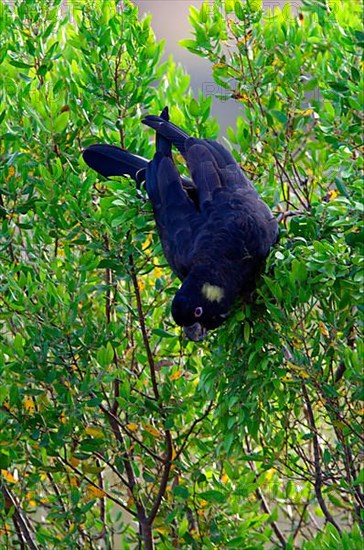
[[202, 283, 224, 303]]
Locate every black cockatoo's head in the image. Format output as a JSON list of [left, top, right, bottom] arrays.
[[171, 278, 230, 341]]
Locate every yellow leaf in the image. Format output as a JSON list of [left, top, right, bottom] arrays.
[[319, 321, 330, 338], [26, 492, 36, 507], [60, 411, 66, 424], [175, 152, 185, 164], [292, 339, 301, 349], [124, 346, 135, 361], [85, 427, 104, 438], [238, 94, 249, 102], [1, 470, 17, 484], [300, 108, 313, 116], [327, 189, 338, 201], [152, 267, 164, 279], [332, 420, 346, 430], [70, 477, 79, 487], [221, 473, 229, 484], [70, 457, 80, 468], [144, 424, 162, 439], [169, 370, 183, 381], [264, 468, 277, 481], [86, 485, 106, 500], [126, 423, 139, 432], [155, 526, 168, 535], [7, 166, 15, 178], [23, 396, 35, 414], [142, 233, 153, 251], [242, 162, 258, 175], [287, 363, 310, 379], [281, 376, 294, 382]]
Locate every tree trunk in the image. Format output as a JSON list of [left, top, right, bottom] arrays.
[[140, 521, 154, 550]]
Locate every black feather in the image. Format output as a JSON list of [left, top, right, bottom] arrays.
[[82, 144, 147, 180]]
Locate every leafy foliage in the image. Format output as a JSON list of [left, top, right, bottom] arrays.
[[0, 0, 363, 548]]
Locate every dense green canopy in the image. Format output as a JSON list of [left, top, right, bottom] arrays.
[[0, 1, 362, 548]]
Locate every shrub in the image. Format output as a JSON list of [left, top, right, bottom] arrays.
[[0, 1, 362, 548]]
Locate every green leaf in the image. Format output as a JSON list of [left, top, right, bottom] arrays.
[[37, 64, 50, 77], [179, 39, 198, 51], [189, 98, 200, 116], [235, 1, 245, 21], [96, 343, 114, 367], [329, 81, 349, 93], [173, 486, 189, 499], [350, 66, 360, 82], [9, 59, 34, 69], [199, 490, 226, 503], [291, 259, 308, 282], [152, 328, 175, 339], [53, 111, 69, 133], [353, 469, 364, 486], [271, 110, 288, 125]]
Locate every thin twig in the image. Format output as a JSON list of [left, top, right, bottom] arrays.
[[1, 486, 40, 550], [60, 457, 137, 518], [245, 438, 287, 547], [301, 382, 342, 533], [129, 254, 160, 402], [174, 401, 214, 461], [276, 209, 306, 223], [99, 404, 164, 463]]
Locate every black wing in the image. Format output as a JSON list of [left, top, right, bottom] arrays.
[[82, 142, 196, 195], [183, 138, 279, 266], [82, 144, 147, 182]]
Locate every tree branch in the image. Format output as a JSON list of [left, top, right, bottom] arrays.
[[60, 457, 138, 518], [1, 485, 40, 550], [129, 254, 160, 402], [301, 382, 342, 533], [245, 438, 288, 548], [174, 401, 214, 461]]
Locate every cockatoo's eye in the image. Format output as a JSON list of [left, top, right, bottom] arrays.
[[194, 306, 203, 318]]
